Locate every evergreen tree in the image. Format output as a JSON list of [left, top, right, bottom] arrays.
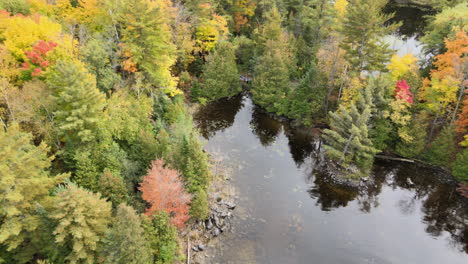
[[51, 183, 112, 264], [395, 114, 428, 159], [252, 40, 291, 115], [101, 204, 151, 264], [46, 60, 106, 147], [423, 126, 456, 168], [452, 148, 468, 182], [142, 212, 178, 264], [323, 103, 379, 177], [339, 0, 398, 72], [302, 0, 335, 47], [199, 41, 241, 101], [286, 62, 327, 124], [0, 124, 65, 262]]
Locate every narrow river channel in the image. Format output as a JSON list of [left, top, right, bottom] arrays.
[[194, 95, 468, 264]]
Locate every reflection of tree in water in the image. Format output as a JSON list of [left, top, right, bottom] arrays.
[[389, 162, 468, 254], [383, 2, 435, 38], [193, 95, 244, 139], [283, 126, 318, 167], [308, 159, 468, 253], [308, 171, 359, 211], [249, 105, 282, 146]]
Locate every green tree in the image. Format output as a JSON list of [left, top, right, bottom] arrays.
[[339, 0, 398, 72], [0, 124, 65, 262], [452, 148, 468, 182], [323, 103, 379, 177], [423, 126, 456, 168], [51, 183, 112, 264], [189, 188, 209, 220], [110, 0, 178, 93], [395, 115, 428, 159], [46, 60, 106, 147], [0, 0, 30, 15], [421, 2, 468, 56], [286, 62, 327, 124], [142, 212, 178, 264], [199, 41, 241, 101], [101, 204, 151, 264], [80, 38, 121, 93], [252, 40, 291, 115]]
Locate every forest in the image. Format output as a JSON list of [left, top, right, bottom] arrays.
[[0, 0, 466, 263]]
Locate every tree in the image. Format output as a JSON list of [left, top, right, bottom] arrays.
[[423, 126, 456, 168], [395, 114, 428, 158], [80, 38, 120, 93], [252, 40, 291, 115], [142, 212, 178, 264], [110, 0, 179, 94], [420, 2, 468, 56], [101, 204, 151, 264], [199, 41, 241, 101], [286, 62, 327, 124], [0, 0, 30, 15], [323, 102, 378, 177], [339, 0, 398, 72], [139, 159, 191, 228], [452, 148, 468, 182], [456, 90, 468, 146], [0, 123, 65, 261], [51, 183, 112, 264], [46, 60, 106, 146]]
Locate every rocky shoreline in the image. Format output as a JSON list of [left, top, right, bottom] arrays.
[[180, 152, 238, 264]]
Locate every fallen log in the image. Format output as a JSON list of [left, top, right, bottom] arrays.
[[375, 155, 415, 163]]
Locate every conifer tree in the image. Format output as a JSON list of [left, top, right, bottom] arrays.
[[323, 103, 378, 177], [142, 212, 178, 264], [286, 62, 327, 124], [423, 126, 456, 168], [46, 60, 106, 146], [199, 41, 241, 101], [452, 148, 468, 182], [0, 124, 64, 259], [252, 40, 291, 115], [339, 0, 398, 72], [51, 183, 112, 264], [101, 204, 151, 264]]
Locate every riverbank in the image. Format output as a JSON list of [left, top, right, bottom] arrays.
[[179, 146, 238, 264]]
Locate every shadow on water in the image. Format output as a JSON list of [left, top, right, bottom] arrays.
[[194, 95, 468, 263]]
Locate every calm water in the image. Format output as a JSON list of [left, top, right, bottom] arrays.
[[192, 5, 467, 263], [194, 95, 468, 264]]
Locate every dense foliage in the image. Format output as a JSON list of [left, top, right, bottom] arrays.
[[0, 0, 467, 262]]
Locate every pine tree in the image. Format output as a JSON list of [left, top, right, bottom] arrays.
[[452, 148, 468, 182], [101, 204, 151, 264], [302, 0, 335, 47], [339, 0, 398, 72], [142, 212, 178, 264], [46, 60, 106, 146], [51, 183, 112, 264], [423, 126, 456, 168], [286, 62, 327, 124], [0, 124, 65, 260], [322, 103, 378, 177], [252, 40, 291, 115], [199, 41, 241, 101]]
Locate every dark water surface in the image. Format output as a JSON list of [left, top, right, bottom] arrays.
[[194, 95, 468, 264]]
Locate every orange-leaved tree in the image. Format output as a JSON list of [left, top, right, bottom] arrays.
[[139, 159, 191, 228]]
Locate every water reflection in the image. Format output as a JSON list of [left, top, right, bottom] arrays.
[[383, 2, 435, 38], [193, 94, 244, 139], [194, 95, 468, 260]]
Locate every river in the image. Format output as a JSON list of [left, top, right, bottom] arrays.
[[192, 4, 468, 264]]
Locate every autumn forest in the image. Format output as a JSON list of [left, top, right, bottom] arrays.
[[0, 0, 467, 263]]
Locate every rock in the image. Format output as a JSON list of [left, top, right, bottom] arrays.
[[216, 197, 222, 203], [212, 215, 220, 227], [205, 219, 213, 230], [224, 201, 236, 210], [192, 246, 199, 252], [212, 228, 220, 237], [361, 177, 369, 182], [198, 244, 205, 251], [407, 178, 414, 186]]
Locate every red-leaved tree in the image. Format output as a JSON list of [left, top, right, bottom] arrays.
[[139, 159, 191, 228], [21, 40, 57, 77], [395, 79, 414, 104]]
